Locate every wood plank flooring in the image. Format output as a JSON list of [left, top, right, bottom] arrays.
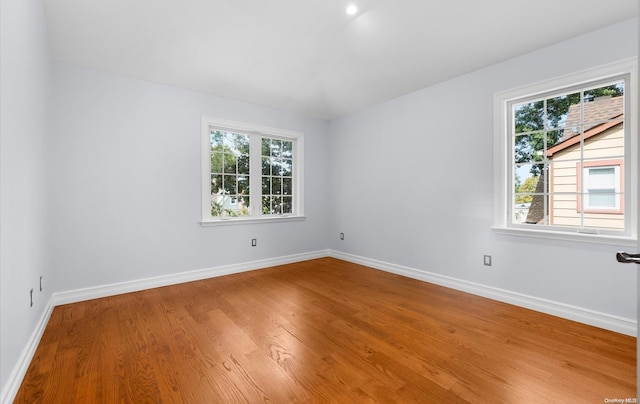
[[15, 258, 636, 403]]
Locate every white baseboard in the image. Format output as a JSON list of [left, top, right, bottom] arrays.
[[3, 248, 635, 403], [0, 298, 55, 404], [329, 250, 637, 337], [53, 250, 330, 306], [0, 249, 329, 404]]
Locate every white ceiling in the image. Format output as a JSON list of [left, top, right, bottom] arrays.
[[43, 0, 638, 120]]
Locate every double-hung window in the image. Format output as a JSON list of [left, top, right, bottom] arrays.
[[580, 162, 623, 213], [201, 117, 304, 225], [493, 59, 637, 243]]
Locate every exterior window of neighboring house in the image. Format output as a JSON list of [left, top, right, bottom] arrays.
[[493, 59, 637, 243], [578, 161, 623, 213], [585, 167, 617, 209], [201, 117, 304, 225]]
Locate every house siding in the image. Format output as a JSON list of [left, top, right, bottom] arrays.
[[550, 125, 624, 229]]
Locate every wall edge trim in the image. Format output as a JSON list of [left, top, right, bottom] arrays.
[[0, 249, 329, 404], [0, 299, 55, 404], [3, 248, 634, 403], [328, 250, 637, 337], [53, 250, 331, 306]]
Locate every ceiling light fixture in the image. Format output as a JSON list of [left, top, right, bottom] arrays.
[[346, 4, 358, 15]]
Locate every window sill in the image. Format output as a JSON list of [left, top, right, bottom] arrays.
[[201, 215, 306, 227], [491, 226, 637, 247]]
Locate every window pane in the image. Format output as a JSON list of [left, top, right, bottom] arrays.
[[546, 92, 581, 131], [271, 139, 282, 157], [272, 159, 283, 176], [514, 163, 548, 225], [514, 133, 544, 163], [262, 157, 270, 176], [282, 141, 293, 158], [514, 101, 544, 133], [585, 83, 624, 100], [513, 205, 527, 224], [282, 159, 292, 176], [262, 138, 270, 156], [583, 83, 624, 126], [282, 178, 292, 195], [223, 156, 236, 174], [588, 167, 615, 187], [233, 133, 249, 155], [262, 177, 271, 195], [210, 130, 223, 147], [282, 196, 293, 214], [550, 192, 579, 227], [223, 175, 236, 194], [588, 190, 616, 208], [211, 195, 223, 217], [272, 177, 282, 195], [237, 175, 249, 195], [273, 196, 282, 214], [236, 196, 249, 215], [546, 130, 564, 149], [262, 196, 272, 214], [238, 155, 250, 175], [211, 174, 222, 194], [515, 163, 544, 194], [211, 152, 223, 173]]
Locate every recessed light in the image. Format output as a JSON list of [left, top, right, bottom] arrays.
[[346, 4, 358, 15]]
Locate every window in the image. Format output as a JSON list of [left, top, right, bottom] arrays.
[[578, 161, 623, 213], [201, 117, 304, 225], [261, 138, 294, 215], [585, 167, 617, 209], [493, 59, 637, 243]]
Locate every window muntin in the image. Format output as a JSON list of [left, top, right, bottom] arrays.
[[210, 131, 251, 218], [494, 59, 637, 242], [509, 79, 626, 233], [201, 117, 303, 224], [261, 138, 294, 215]]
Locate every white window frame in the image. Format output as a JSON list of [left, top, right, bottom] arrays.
[[493, 58, 638, 246], [201, 116, 305, 226]]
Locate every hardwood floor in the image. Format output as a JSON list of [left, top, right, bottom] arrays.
[[15, 258, 636, 403]]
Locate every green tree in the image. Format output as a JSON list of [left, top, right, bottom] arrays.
[[515, 176, 538, 204], [514, 85, 623, 224], [209, 131, 250, 216], [514, 85, 624, 174]]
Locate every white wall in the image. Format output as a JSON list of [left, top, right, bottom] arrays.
[[1, 8, 637, 399], [0, 0, 53, 393], [49, 62, 330, 293], [329, 18, 638, 321]]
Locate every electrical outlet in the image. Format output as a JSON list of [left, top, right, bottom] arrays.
[[340, 233, 344, 240], [483, 255, 492, 266], [251, 238, 257, 247]]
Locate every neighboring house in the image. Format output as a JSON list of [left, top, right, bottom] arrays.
[[212, 191, 248, 215], [514, 203, 531, 224], [546, 95, 624, 229]]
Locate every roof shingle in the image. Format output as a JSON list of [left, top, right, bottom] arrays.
[[562, 95, 623, 140]]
